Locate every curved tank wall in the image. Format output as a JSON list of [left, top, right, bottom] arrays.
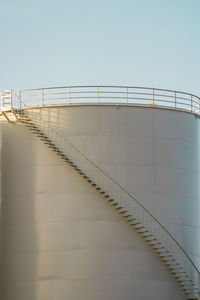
[[0, 105, 199, 300], [31, 105, 200, 268]]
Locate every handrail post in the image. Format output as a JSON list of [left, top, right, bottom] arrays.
[[42, 89, 44, 107], [19, 90, 22, 110], [175, 91, 176, 109], [191, 95, 193, 112], [199, 98, 200, 114], [68, 88, 71, 104], [152, 89, 155, 105], [98, 87, 100, 104], [126, 87, 128, 104], [10, 90, 13, 110]]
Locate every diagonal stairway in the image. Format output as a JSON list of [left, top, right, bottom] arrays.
[[12, 108, 200, 300]]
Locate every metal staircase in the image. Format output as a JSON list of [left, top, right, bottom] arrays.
[[9, 106, 199, 300]]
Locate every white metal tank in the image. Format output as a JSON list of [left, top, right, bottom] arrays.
[[0, 86, 199, 300]]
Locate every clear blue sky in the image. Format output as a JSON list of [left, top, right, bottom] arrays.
[[0, 0, 200, 95]]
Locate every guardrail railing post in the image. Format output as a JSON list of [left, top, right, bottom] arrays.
[[191, 95, 193, 113], [199, 98, 200, 114], [152, 89, 155, 105], [10, 90, 13, 110], [175, 91, 176, 109], [68, 88, 71, 104], [126, 87, 128, 104], [19, 90, 22, 110], [42, 89, 44, 107], [98, 87, 100, 104]]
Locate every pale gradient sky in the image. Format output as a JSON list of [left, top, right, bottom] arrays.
[[0, 0, 200, 95]]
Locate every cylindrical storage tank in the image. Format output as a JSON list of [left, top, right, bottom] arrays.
[[0, 87, 199, 300]]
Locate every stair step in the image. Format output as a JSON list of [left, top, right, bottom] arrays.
[[131, 222, 142, 227], [179, 280, 193, 284], [25, 124, 35, 128], [182, 285, 196, 290], [175, 274, 189, 280], [51, 147, 59, 151], [123, 214, 132, 218], [78, 170, 84, 174], [171, 269, 185, 274], [168, 265, 183, 270], [142, 233, 153, 237], [166, 262, 179, 266], [161, 257, 176, 262], [73, 166, 79, 170], [186, 294, 200, 298], [155, 248, 169, 252], [143, 235, 156, 240], [176, 275, 190, 280], [134, 225, 145, 229], [32, 132, 41, 135], [127, 218, 137, 223], [149, 240, 161, 245], [108, 198, 114, 202], [41, 137, 50, 141], [137, 229, 149, 233], [25, 121, 34, 124], [32, 127, 41, 131], [150, 244, 163, 249], [159, 253, 172, 257], [119, 210, 128, 214], [182, 284, 196, 288], [107, 198, 114, 203]]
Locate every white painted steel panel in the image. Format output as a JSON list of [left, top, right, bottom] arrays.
[[32, 105, 200, 258], [1, 104, 199, 300]]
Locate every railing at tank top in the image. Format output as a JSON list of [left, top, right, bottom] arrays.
[[17, 86, 200, 116]]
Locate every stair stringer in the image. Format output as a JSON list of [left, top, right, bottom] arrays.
[[14, 108, 200, 300]]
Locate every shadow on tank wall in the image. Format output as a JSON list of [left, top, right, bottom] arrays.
[[0, 122, 38, 300]]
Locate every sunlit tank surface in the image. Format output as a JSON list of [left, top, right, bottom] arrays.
[[0, 86, 199, 300]]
